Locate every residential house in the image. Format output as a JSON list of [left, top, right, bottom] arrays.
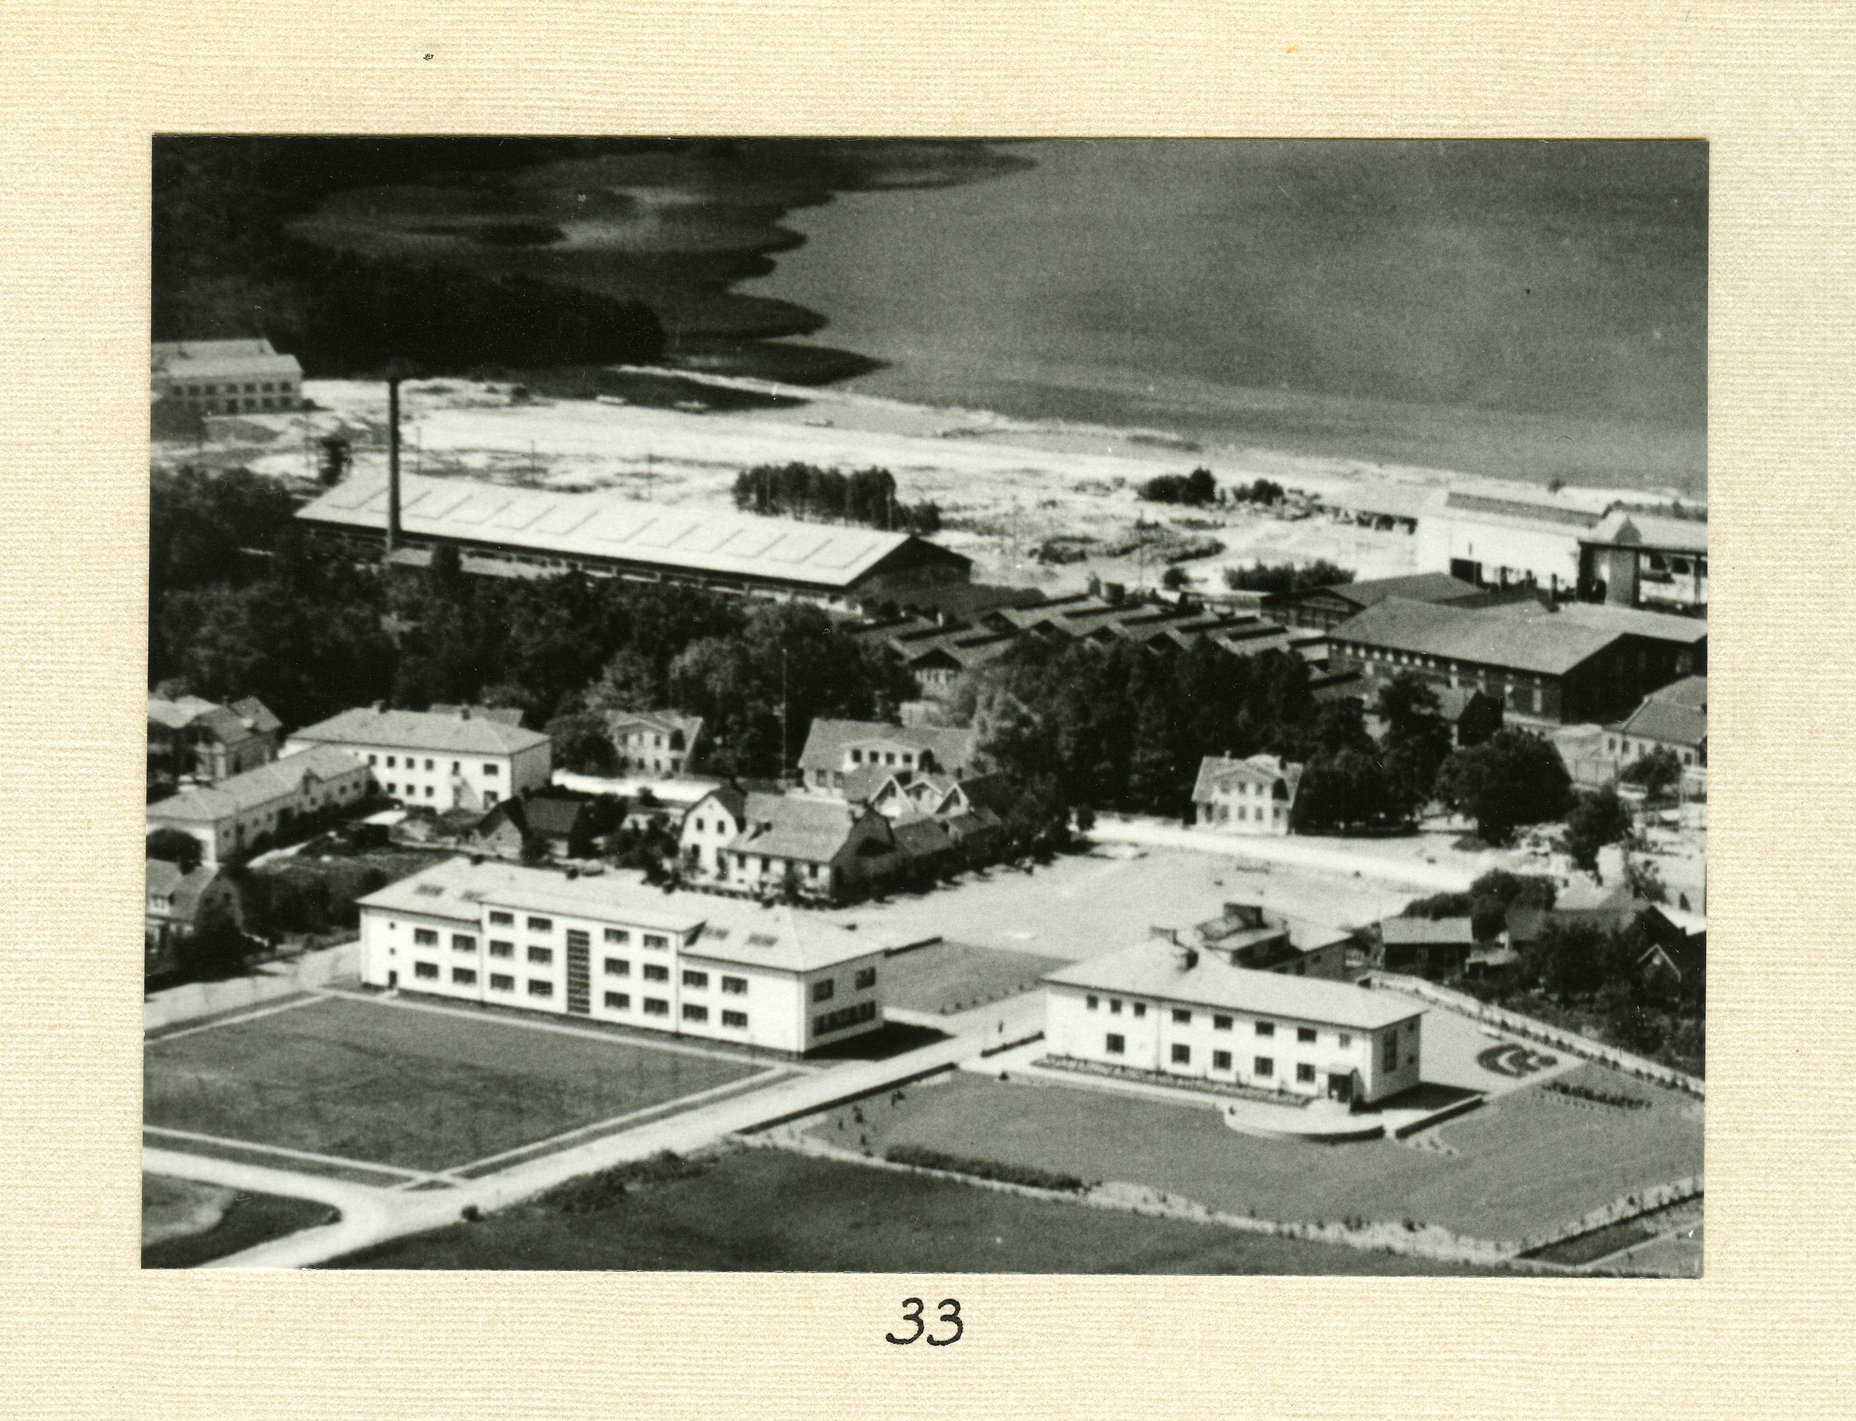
[[286, 703, 552, 812], [796, 719, 980, 797], [1376, 916, 1480, 979], [1184, 902, 1353, 979], [1042, 939, 1423, 1106], [151, 337, 303, 415], [680, 785, 905, 903], [1636, 905, 1706, 990], [1551, 879, 1647, 934], [1191, 755, 1303, 836], [472, 791, 621, 860], [1604, 675, 1706, 792], [605, 711, 705, 777], [357, 857, 886, 1054], [145, 859, 243, 978], [147, 694, 281, 793], [145, 744, 369, 864]]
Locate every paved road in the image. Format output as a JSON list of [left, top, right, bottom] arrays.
[[1088, 815, 1501, 893], [156, 1005, 1018, 1270]]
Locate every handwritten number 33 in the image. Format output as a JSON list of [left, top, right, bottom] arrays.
[[886, 1297, 963, 1346]]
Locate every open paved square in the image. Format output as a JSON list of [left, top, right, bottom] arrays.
[[823, 846, 1416, 963], [145, 993, 771, 1177]]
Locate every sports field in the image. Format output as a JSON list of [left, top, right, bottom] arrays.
[[810, 1062, 1701, 1246], [145, 993, 769, 1177]]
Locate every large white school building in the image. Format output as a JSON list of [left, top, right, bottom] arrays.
[[357, 858, 886, 1055], [1043, 938, 1423, 1106]]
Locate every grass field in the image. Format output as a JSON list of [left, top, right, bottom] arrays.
[[811, 1063, 1701, 1245], [879, 942, 1070, 1015], [328, 1147, 1517, 1274], [145, 995, 763, 1174], [142, 1174, 336, 1269]]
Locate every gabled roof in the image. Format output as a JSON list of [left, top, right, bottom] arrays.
[[604, 709, 703, 743], [297, 470, 969, 592], [728, 792, 881, 864], [291, 705, 550, 757], [145, 859, 224, 923], [1295, 572, 1484, 611], [1045, 942, 1421, 1031], [1585, 509, 1709, 554], [429, 703, 526, 727], [1332, 598, 1621, 677], [146, 745, 366, 822], [1442, 491, 1603, 531], [1611, 694, 1706, 750], [151, 338, 301, 379], [1649, 674, 1708, 709], [1523, 601, 1709, 646], [478, 793, 604, 842], [1381, 915, 1481, 947], [797, 719, 978, 774], [229, 697, 282, 734], [1553, 879, 1643, 916], [1192, 754, 1302, 802]]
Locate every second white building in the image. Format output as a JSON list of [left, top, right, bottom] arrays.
[[357, 858, 886, 1055]]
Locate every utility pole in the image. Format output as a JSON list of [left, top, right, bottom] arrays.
[[779, 645, 790, 786]]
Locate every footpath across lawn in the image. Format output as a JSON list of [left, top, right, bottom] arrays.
[[328, 1147, 1516, 1274], [142, 1173, 335, 1268]]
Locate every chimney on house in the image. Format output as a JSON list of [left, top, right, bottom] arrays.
[[458, 706, 472, 721], [1173, 944, 1200, 972], [371, 699, 385, 713], [1150, 926, 1181, 946]]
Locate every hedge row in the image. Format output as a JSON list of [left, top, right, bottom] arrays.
[[884, 1144, 1090, 1195]]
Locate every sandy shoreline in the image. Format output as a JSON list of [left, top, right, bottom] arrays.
[[162, 369, 1699, 597]]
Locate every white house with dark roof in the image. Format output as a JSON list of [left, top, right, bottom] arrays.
[[678, 784, 903, 902], [357, 857, 886, 1053], [285, 703, 552, 812], [796, 718, 979, 798], [604, 710, 705, 777], [147, 693, 282, 790], [1191, 754, 1303, 836], [145, 744, 370, 863], [1043, 938, 1423, 1106]]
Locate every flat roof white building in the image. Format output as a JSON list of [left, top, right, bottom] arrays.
[[151, 338, 303, 415], [358, 858, 887, 1055], [1043, 939, 1423, 1105]]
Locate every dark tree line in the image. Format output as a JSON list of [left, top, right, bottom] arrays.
[[150, 469, 914, 769], [1139, 467, 1218, 507], [732, 462, 941, 535], [964, 638, 1317, 816], [1223, 559, 1354, 595]]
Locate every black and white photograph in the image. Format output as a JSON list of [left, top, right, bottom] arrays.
[[141, 136, 1706, 1277]]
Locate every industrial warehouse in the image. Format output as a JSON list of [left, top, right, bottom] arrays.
[[296, 468, 974, 604]]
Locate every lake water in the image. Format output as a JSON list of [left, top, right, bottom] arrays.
[[744, 140, 1707, 497]]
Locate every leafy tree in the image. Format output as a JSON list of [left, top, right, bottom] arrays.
[[1564, 785, 1634, 875], [1291, 749, 1406, 833], [1160, 565, 1190, 591], [1376, 674, 1453, 810], [1624, 854, 1669, 905], [1621, 745, 1684, 800], [146, 828, 203, 873], [1139, 468, 1217, 506], [181, 897, 253, 980], [1222, 560, 1354, 596], [1433, 728, 1572, 844], [544, 707, 618, 775]]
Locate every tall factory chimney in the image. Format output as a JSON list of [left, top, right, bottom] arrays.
[[385, 375, 403, 556]]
